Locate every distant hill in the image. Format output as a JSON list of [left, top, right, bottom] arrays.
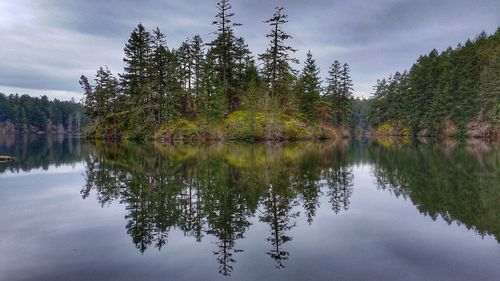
[[0, 93, 85, 134]]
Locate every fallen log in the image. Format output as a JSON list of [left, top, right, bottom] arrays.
[[0, 156, 14, 162]]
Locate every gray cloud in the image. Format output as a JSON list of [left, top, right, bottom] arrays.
[[0, 0, 498, 100]]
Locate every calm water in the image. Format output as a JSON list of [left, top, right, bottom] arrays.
[[0, 136, 499, 281]]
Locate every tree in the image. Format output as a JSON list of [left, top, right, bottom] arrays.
[[210, 0, 242, 112], [298, 51, 321, 122], [0, 93, 83, 133], [198, 48, 226, 126], [338, 63, 354, 127], [94, 66, 119, 129], [121, 23, 153, 112], [79, 75, 96, 119], [190, 35, 205, 100], [368, 29, 500, 137], [326, 60, 352, 126], [150, 28, 169, 125], [259, 6, 298, 97]]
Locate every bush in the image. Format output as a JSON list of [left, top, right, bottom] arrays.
[[282, 118, 312, 139], [224, 110, 266, 140], [156, 118, 201, 140]]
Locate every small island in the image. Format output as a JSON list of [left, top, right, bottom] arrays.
[[77, 1, 499, 141]]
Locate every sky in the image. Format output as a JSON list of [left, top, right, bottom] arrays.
[[0, 0, 499, 101]]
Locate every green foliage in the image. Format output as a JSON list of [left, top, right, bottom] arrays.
[[224, 110, 264, 139], [298, 51, 321, 122], [368, 29, 500, 137], [0, 93, 84, 133], [282, 117, 313, 139], [156, 118, 202, 140], [79, 1, 354, 140], [259, 6, 299, 96]]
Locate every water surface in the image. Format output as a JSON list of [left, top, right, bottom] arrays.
[[0, 136, 499, 281]]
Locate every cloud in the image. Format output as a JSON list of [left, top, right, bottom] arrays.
[[0, 0, 498, 99]]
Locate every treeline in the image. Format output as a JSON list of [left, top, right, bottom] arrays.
[[368, 29, 500, 138], [0, 93, 84, 134], [80, 1, 354, 140]]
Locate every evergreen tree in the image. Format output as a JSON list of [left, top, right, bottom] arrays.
[[338, 63, 354, 126], [190, 35, 205, 100], [210, 0, 242, 112], [298, 51, 321, 122], [79, 75, 96, 119], [94, 66, 119, 119], [150, 28, 169, 125], [121, 23, 153, 111], [368, 29, 500, 137], [0, 93, 84, 133], [198, 48, 226, 126], [326, 60, 352, 126], [259, 6, 298, 97]]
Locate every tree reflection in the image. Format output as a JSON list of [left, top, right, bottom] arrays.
[[78, 139, 500, 276], [80, 141, 353, 275], [0, 135, 85, 173], [259, 185, 299, 268], [370, 139, 500, 242]]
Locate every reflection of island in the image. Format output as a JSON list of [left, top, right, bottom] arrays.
[[81, 142, 355, 275], [79, 139, 500, 276]]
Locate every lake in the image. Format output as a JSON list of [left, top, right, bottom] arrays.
[[0, 136, 499, 281]]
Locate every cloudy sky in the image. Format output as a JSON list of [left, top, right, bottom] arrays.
[[0, 0, 498, 100]]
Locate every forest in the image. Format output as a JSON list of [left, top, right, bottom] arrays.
[[368, 29, 500, 138], [80, 1, 354, 141], [0, 93, 84, 135], [80, 0, 499, 141]]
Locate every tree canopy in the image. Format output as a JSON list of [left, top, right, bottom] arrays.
[[368, 29, 500, 137], [0, 93, 84, 134]]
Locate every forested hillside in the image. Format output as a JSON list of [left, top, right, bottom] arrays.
[[0, 93, 84, 135], [368, 29, 500, 138], [80, 1, 354, 141]]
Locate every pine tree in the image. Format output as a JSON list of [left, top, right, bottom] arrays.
[[150, 28, 169, 125], [339, 63, 354, 126], [479, 44, 500, 123], [94, 66, 119, 120], [210, 0, 241, 111], [259, 6, 298, 97], [232, 36, 253, 104], [368, 29, 500, 136], [198, 48, 226, 126], [121, 23, 153, 110], [325, 61, 343, 125], [79, 75, 96, 119], [190, 35, 205, 100], [163, 47, 183, 124], [298, 51, 321, 122]]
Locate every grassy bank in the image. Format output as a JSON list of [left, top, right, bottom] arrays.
[[371, 121, 500, 139], [85, 110, 343, 142]]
